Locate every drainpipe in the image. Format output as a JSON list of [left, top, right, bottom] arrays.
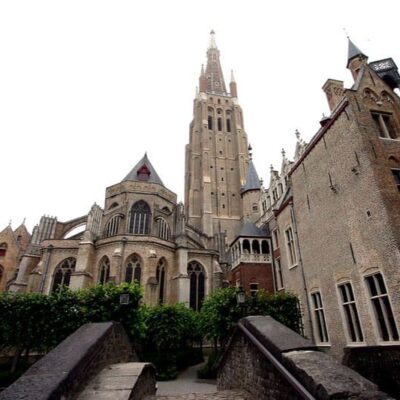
[[119, 237, 128, 283], [39, 244, 54, 293], [289, 202, 314, 342]]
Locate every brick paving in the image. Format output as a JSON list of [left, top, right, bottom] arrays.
[[145, 389, 252, 400]]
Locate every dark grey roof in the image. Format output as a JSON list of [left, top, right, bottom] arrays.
[[122, 153, 164, 186], [241, 160, 261, 193], [347, 38, 367, 65], [238, 220, 267, 238]]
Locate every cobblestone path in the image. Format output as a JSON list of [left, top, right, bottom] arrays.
[[145, 389, 252, 399]]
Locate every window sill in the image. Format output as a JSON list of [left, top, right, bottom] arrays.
[[316, 343, 331, 348], [379, 137, 400, 142], [375, 340, 400, 345], [289, 263, 298, 270], [344, 342, 366, 347]]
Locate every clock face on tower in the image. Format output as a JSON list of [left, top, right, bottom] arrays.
[[371, 59, 393, 72]]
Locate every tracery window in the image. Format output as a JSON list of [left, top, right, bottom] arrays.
[[157, 218, 171, 241], [125, 254, 142, 284], [156, 258, 166, 305], [104, 215, 122, 238], [51, 257, 76, 293], [129, 201, 151, 235], [98, 256, 110, 284], [188, 261, 205, 311]]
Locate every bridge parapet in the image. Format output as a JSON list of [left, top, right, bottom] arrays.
[[0, 322, 137, 400], [217, 316, 393, 400]]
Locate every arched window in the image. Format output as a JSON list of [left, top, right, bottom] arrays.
[[157, 218, 171, 241], [208, 115, 213, 130], [217, 117, 222, 131], [0, 265, 3, 285], [125, 254, 142, 284], [243, 240, 251, 254], [0, 243, 7, 257], [51, 258, 76, 293], [98, 256, 110, 284], [261, 240, 270, 254], [156, 258, 166, 305], [252, 240, 260, 254], [129, 201, 151, 235], [104, 215, 122, 238], [188, 261, 205, 311]]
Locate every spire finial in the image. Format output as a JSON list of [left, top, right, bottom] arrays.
[[343, 27, 349, 39], [22, 217, 26, 225], [209, 29, 217, 49], [8, 219, 12, 226], [281, 148, 286, 159], [295, 129, 301, 140], [200, 64, 205, 75], [230, 69, 235, 82], [270, 164, 274, 172]]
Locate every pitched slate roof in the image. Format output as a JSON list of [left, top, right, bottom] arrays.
[[241, 160, 261, 193], [122, 153, 164, 186], [238, 220, 267, 237]]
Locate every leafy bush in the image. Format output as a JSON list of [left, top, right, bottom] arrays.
[[199, 287, 302, 346], [140, 303, 203, 380]]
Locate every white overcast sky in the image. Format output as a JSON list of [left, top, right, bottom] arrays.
[[1, 0, 399, 232]]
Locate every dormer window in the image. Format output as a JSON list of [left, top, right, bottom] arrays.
[[137, 164, 151, 181], [0, 243, 7, 257]]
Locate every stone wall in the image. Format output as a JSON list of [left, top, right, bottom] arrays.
[[217, 316, 393, 400], [343, 346, 400, 399], [0, 321, 136, 400]]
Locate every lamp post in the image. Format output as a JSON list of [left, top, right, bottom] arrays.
[[236, 286, 246, 317], [119, 287, 130, 306]]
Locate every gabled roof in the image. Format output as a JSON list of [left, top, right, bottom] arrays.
[[347, 38, 367, 66], [241, 160, 261, 194], [122, 153, 164, 186], [238, 220, 267, 238]]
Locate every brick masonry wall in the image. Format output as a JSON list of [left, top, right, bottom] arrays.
[[217, 332, 301, 399], [343, 346, 400, 399]]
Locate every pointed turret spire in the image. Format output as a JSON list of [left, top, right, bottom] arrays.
[[241, 160, 261, 194], [347, 38, 367, 67], [209, 29, 217, 49], [230, 69, 238, 97], [204, 30, 227, 95]]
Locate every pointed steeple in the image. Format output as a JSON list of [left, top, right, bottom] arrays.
[[347, 38, 367, 67], [230, 69, 238, 98], [241, 160, 261, 194], [123, 153, 164, 186], [204, 30, 227, 95]]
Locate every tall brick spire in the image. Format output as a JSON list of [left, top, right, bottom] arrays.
[[203, 30, 227, 95]]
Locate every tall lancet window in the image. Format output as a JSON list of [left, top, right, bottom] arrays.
[[98, 256, 110, 284], [129, 201, 151, 235], [188, 261, 205, 311], [51, 258, 76, 292]]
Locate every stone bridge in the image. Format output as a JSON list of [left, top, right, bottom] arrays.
[[0, 317, 394, 400]]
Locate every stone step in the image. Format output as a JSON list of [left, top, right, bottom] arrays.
[[77, 362, 156, 400], [145, 389, 252, 400]]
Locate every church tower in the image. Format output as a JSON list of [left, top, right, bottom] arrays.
[[185, 31, 250, 243]]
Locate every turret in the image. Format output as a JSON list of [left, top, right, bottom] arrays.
[[347, 38, 368, 81]]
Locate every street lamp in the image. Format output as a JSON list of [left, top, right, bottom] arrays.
[[119, 288, 130, 305], [236, 286, 246, 310]]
